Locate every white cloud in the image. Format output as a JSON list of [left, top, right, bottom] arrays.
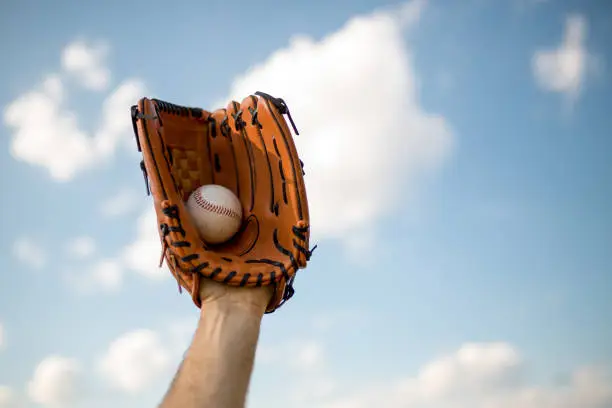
[[222, 0, 453, 249], [89, 259, 123, 290], [65, 236, 96, 259], [532, 14, 593, 105], [121, 206, 169, 280], [61, 40, 110, 91], [3, 40, 146, 181], [258, 338, 326, 373], [296, 342, 612, 408], [292, 340, 326, 372], [12, 237, 46, 269], [290, 376, 337, 405], [100, 189, 140, 217], [64, 258, 124, 294], [0, 386, 13, 407], [256, 337, 333, 407], [27, 355, 82, 407], [95, 79, 146, 157], [406, 342, 523, 399], [97, 329, 171, 394], [67, 205, 165, 289]]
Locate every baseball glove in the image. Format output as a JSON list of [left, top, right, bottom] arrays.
[[130, 92, 315, 313]]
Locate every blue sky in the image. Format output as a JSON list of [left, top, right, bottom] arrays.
[[1, 0, 611, 407]]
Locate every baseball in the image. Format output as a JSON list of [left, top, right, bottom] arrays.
[[185, 184, 243, 244]]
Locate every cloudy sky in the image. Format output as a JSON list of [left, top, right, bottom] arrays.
[[1, 0, 611, 407]]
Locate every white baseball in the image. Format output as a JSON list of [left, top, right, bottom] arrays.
[[185, 184, 243, 244]]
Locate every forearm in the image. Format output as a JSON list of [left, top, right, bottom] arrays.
[[159, 299, 265, 408]]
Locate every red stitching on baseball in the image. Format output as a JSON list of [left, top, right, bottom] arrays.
[[194, 188, 241, 219]]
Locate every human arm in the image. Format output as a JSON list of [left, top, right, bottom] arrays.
[[158, 282, 272, 408]]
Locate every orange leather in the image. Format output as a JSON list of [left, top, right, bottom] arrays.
[[131, 92, 313, 313]]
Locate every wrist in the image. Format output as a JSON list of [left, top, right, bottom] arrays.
[[199, 280, 273, 317]]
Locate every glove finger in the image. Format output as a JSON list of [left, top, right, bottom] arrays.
[[226, 100, 256, 214], [208, 108, 241, 199], [256, 94, 306, 222], [240, 95, 278, 217], [255, 93, 311, 267]]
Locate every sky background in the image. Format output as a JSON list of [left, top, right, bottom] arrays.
[[1, 0, 611, 407]]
